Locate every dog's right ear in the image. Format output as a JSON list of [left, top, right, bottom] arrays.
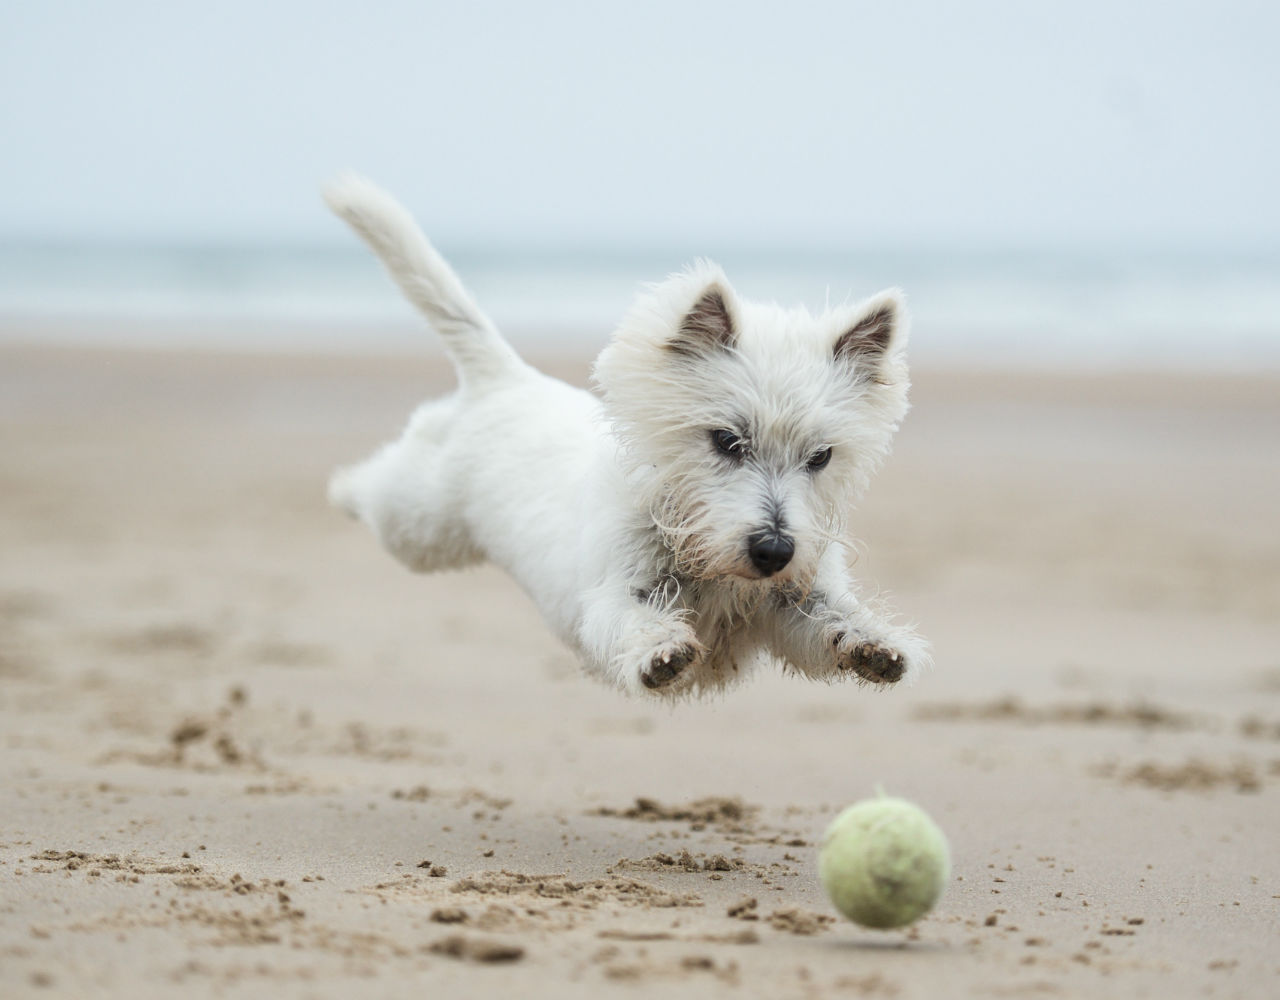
[[668, 284, 737, 356], [833, 290, 903, 365]]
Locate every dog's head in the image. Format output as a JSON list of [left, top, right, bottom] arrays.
[[593, 262, 910, 589]]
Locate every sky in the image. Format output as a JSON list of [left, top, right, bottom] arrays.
[[2, 0, 1278, 250]]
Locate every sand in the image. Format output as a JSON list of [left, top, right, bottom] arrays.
[[1, 342, 1278, 999]]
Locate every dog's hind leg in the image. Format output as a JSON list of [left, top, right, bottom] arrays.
[[329, 400, 483, 573]]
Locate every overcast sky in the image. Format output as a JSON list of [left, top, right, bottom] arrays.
[[2, 1, 1277, 249]]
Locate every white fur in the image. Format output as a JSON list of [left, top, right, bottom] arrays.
[[325, 175, 931, 697]]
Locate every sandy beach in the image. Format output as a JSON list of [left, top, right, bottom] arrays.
[[1, 342, 1277, 999]]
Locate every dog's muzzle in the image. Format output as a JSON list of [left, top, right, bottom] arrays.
[[747, 531, 795, 578]]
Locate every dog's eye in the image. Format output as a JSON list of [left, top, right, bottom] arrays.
[[807, 447, 832, 471], [711, 429, 745, 459]]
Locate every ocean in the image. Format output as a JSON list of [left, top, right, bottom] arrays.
[[1, 242, 1277, 371]]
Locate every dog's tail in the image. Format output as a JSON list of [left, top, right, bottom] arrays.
[[323, 173, 524, 383]]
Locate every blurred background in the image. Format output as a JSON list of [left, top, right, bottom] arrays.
[[1, 0, 1277, 368]]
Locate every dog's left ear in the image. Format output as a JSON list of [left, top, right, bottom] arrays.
[[669, 284, 737, 356], [833, 291, 903, 369]]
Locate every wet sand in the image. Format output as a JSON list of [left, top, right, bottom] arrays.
[[1, 343, 1277, 998]]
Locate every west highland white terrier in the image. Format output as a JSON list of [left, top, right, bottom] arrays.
[[325, 175, 930, 697]]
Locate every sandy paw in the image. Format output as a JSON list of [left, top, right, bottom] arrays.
[[835, 636, 906, 685], [640, 642, 698, 691]]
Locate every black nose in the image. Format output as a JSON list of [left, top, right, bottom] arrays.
[[747, 533, 795, 577]]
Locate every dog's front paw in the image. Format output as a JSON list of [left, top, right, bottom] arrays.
[[639, 641, 699, 691], [835, 634, 907, 685]]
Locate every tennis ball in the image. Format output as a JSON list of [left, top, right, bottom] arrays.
[[818, 794, 950, 929]]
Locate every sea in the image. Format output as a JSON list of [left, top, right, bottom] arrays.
[[1, 242, 1277, 371]]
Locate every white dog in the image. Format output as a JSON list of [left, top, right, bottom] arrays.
[[325, 175, 929, 697]]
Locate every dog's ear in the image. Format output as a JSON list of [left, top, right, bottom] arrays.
[[833, 291, 902, 368], [669, 284, 737, 356]]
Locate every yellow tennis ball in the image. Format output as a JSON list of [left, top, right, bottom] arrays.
[[818, 794, 950, 929]]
